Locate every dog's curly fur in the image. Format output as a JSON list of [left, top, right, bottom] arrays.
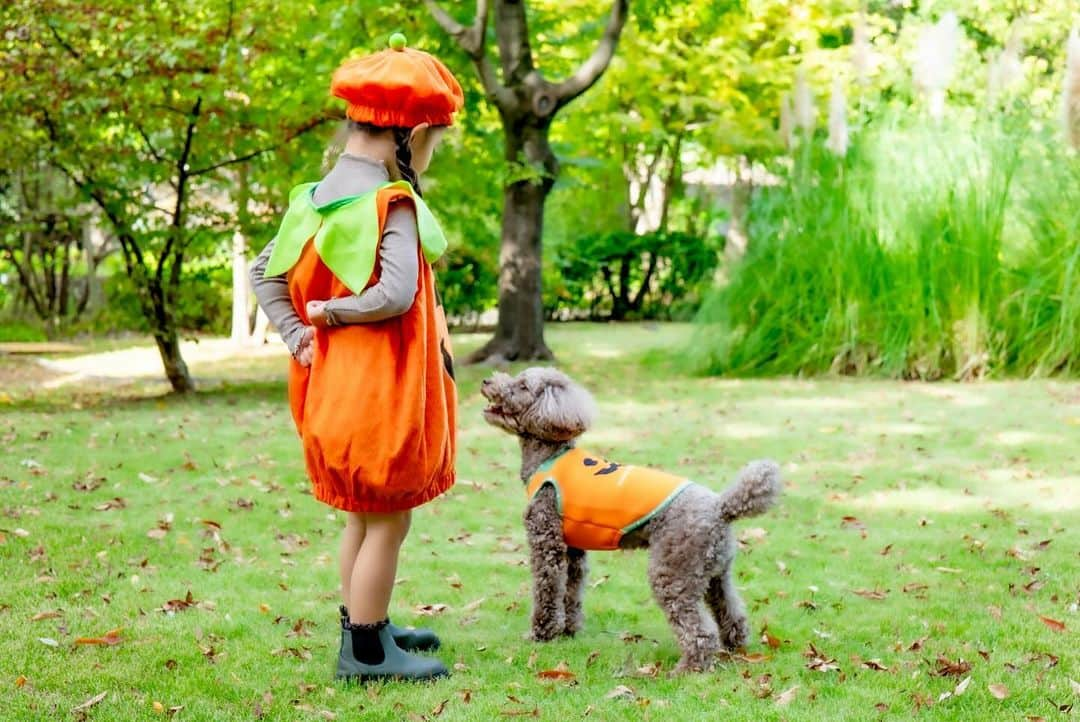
[[481, 367, 781, 673]]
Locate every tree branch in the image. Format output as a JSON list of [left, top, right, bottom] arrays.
[[158, 96, 201, 285], [187, 114, 333, 177], [425, 0, 514, 111], [551, 0, 629, 108], [45, 19, 81, 60]]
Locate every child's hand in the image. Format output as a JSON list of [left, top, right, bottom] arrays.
[[307, 300, 329, 328], [294, 326, 315, 367]]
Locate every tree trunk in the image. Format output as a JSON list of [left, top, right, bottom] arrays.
[[725, 156, 753, 263], [152, 324, 195, 393], [230, 164, 251, 343], [467, 123, 556, 363], [230, 230, 250, 343]]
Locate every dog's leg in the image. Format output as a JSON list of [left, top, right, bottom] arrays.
[[648, 550, 719, 673], [525, 488, 567, 641], [706, 562, 750, 651], [562, 547, 587, 636]]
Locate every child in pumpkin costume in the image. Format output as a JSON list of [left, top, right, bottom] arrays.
[[250, 34, 462, 682]]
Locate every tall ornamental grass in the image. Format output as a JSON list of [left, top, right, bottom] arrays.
[[693, 116, 1080, 379]]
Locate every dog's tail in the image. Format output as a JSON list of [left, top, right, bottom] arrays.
[[717, 460, 782, 522]]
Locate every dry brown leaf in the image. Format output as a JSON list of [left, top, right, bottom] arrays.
[[862, 659, 889, 671], [74, 628, 123, 646], [586, 650, 601, 667], [902, 583, 928, 594], [161, 591, 196, 613], [733, 652, 771, 663], [72, 691, 107, 713], [907, 636, 928, 652], [30, 610, 61, 622], [458, 689, 472, 704], [762, 630, 782, 649], [431, 699, 448, 716], [15, 675, 27, 688], [988, 683, 1009, 700], [934, 656, 972, 677], [775, 685, 800, 706], [874, 702, 888, 713], [635, 662, 661, 678], [413, 603, 449, 616], [1038, 615, 1065, 633], [852, 588, 888, 600]]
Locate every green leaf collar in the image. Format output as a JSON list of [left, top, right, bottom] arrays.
[[263, 180, 448, 294]]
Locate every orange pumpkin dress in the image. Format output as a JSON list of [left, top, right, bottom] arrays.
[[275, 184, 456, 513]]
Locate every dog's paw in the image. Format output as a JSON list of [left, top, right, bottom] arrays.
[[720, 616, 750, 650], [529, 627, 562, 642]]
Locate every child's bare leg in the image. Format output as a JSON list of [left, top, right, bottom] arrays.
[[339, 512, 366, 607], [349, 510, 411, 623]]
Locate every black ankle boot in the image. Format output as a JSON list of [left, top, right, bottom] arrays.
[[335, 617, 448, 683], [339, 605, 441, 652]]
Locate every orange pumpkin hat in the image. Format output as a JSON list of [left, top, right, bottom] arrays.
[[330, 33, 465, 128]]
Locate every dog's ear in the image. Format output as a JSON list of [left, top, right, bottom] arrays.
[[527, 380, 595, 441]]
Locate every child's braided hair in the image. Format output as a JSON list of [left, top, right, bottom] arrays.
[[345, 121, 422, 197]]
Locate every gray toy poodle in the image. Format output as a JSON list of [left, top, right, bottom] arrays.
[[481, 367, 781, 672]]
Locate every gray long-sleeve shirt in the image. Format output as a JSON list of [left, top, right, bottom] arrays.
[[249, 154, 420, 355]]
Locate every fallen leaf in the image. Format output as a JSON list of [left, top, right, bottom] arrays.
[[537, 662, 575, 682], [775, 685, 800, 706], [862, 659, 889, 671], [988, 605, 1003, 620], [15, 675, 27, 688], [413, 603, 449, 616], [72, 691, 107, 713], [458, 689, 472, 703], [934, 656, 972, 677], [988, 683, 1009, 700], [153, 701, 164, 714], [738, 527, 768, 544], [30, 610, 62, 622], [874, 702, 888, 713], [586, 650, 601, 667], [93, 498, 126, 511], [954, 676, 971, 696], [161, 591, 197, 613], [1038, 616, 1065, 633], [74, 628, 123, 646], [1070, 679, 1080, 696], [902, 583, 928, 594], [733, 652, 770, 663], [935, 566, 962, 574], [605, 685, 636, 701], [431, 699, 448, 716], [762, 630, 782, 649], [635, 662, 661, 678], [804, 643, 840, 672], [37, 637, 58, 647], [852, 588, 888, 600]]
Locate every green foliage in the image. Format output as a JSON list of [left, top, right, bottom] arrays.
[[692, 114, 1080, 379], [0, 318, 48, 343], [548, 229, 720, 321], [87, 265, 232, 337]]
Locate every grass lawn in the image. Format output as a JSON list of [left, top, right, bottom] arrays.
[[1, 323, 1077, 721]]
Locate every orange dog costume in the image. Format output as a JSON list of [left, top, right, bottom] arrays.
[[526, 449, 692, 550], [265, 38, 463, 513]]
